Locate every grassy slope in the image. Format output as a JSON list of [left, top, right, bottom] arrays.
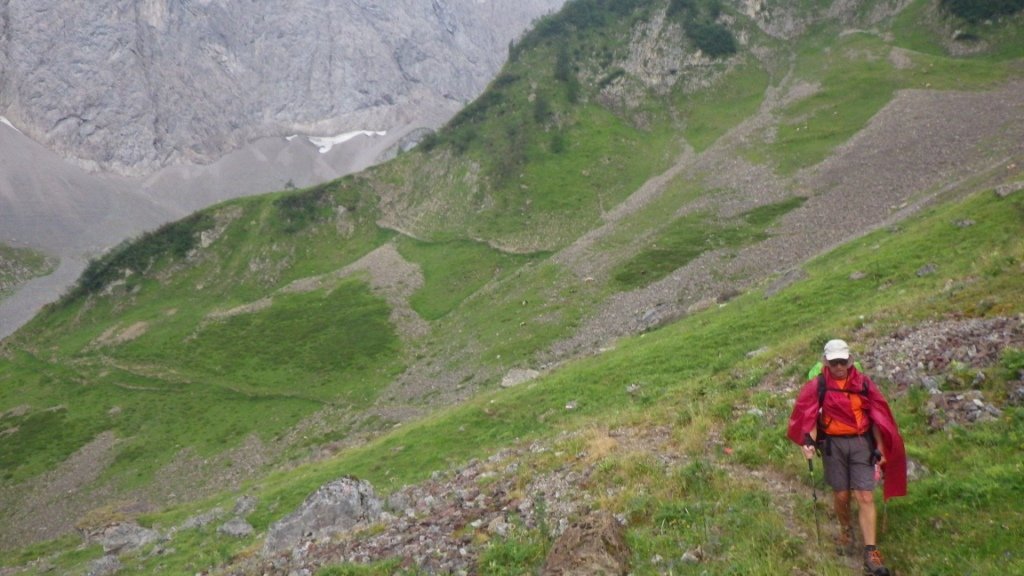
[[0, 244, 57, 299], [41, 174, 1020, 576], [2, 0, 1024, 572]]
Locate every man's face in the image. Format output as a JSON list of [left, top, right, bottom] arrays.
[[827, 357, 850, 379]]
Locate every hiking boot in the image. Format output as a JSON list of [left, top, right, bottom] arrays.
[[864, 547, 890, 576], [834, 525, 854, 556]]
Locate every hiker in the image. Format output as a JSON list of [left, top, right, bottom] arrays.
[[787, 339, 907, 576]]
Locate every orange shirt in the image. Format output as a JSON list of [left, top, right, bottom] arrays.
[[822, 377, 866, 436]]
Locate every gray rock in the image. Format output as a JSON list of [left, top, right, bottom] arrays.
[[385, 491, 410, 514], [233, 495, 258, 517], [263, 477, 383, 554], [180, 507, 225, 530], [906, 458, 929, 482], [0, 0, 567, 176], [920, 376, 942, 393], [996, 181, 1024, 198], [218, 518, 255, 538], [916, 263, 938, 277], [98, 522, 161, 555], [500, 368, 541, 388], [487, 516, 511, 537], [86, 555, 121, 576], [1008, 385, 1024, 406]]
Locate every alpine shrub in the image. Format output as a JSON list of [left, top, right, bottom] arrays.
[[940, 0, 1024, 23], [70, 212, 214, 299]]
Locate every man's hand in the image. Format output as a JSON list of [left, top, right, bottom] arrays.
[[802, 444, 816, 460], [871, 448, 886, 466], [802, 433, 817, 460]]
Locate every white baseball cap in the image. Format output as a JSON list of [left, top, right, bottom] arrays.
[[823, 339, 851, 361]]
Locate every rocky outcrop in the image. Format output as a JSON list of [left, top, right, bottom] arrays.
[[85, 521, 161, 555], [263, 477, 382, 556], [0, 0, 566, 175]]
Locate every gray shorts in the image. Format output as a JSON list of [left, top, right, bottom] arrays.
[[823, 435, 876, 492]]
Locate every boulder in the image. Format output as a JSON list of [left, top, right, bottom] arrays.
[[218, 518, 255, 538], [86, 555, 121, 576], [501, 368, 541, 388], [97, 522, 161, 555], [263, 477, 382, 555]]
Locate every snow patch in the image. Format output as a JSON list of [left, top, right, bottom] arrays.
[[308, 130, 386, 154], [0, 116, 24, 135]]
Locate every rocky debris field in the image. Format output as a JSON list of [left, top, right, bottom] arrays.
[[860, 315, 1024, 430], [545, 78, 1024, 363], [210, 426, 679, 576], [862, 315, 1024, 389], [238, 448, 600, 575]]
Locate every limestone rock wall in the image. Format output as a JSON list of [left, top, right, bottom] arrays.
[[0, 0, 565, 175]]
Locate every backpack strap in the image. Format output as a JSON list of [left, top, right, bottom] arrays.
[[817, 372, 870, 407]]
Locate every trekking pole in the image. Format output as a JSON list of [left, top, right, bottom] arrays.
[[875, 462, 888, 534], [882, 497, 888, 534], [881, 483, 889, 535], [808, 457, 821, 547]]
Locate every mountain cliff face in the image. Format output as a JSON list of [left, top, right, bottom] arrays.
[[0, 0, 566, 175]]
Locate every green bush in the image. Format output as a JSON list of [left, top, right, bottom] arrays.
[[273, 180, 363, 234], [1001, 348, 1024, 378], [668, 0, 697, 18], [70, 212, 214, 299], [273, 186, 333, 234], [517, 0, 652, 53], [686, 21, 737, 57], [668, 0, 738, 58], [940, 0, 1024, 23]]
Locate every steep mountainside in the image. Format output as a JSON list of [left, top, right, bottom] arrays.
[[1, 0, 1023, 573], [0, 0, 566, 337], [0, 0, 566, 175]]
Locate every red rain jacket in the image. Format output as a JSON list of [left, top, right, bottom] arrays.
[[788, 367, 907, 500]]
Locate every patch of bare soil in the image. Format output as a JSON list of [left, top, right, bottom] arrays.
[[0, 432, 119, 550], [89, 321, 150, 348], [206, 298, 273, 321]]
